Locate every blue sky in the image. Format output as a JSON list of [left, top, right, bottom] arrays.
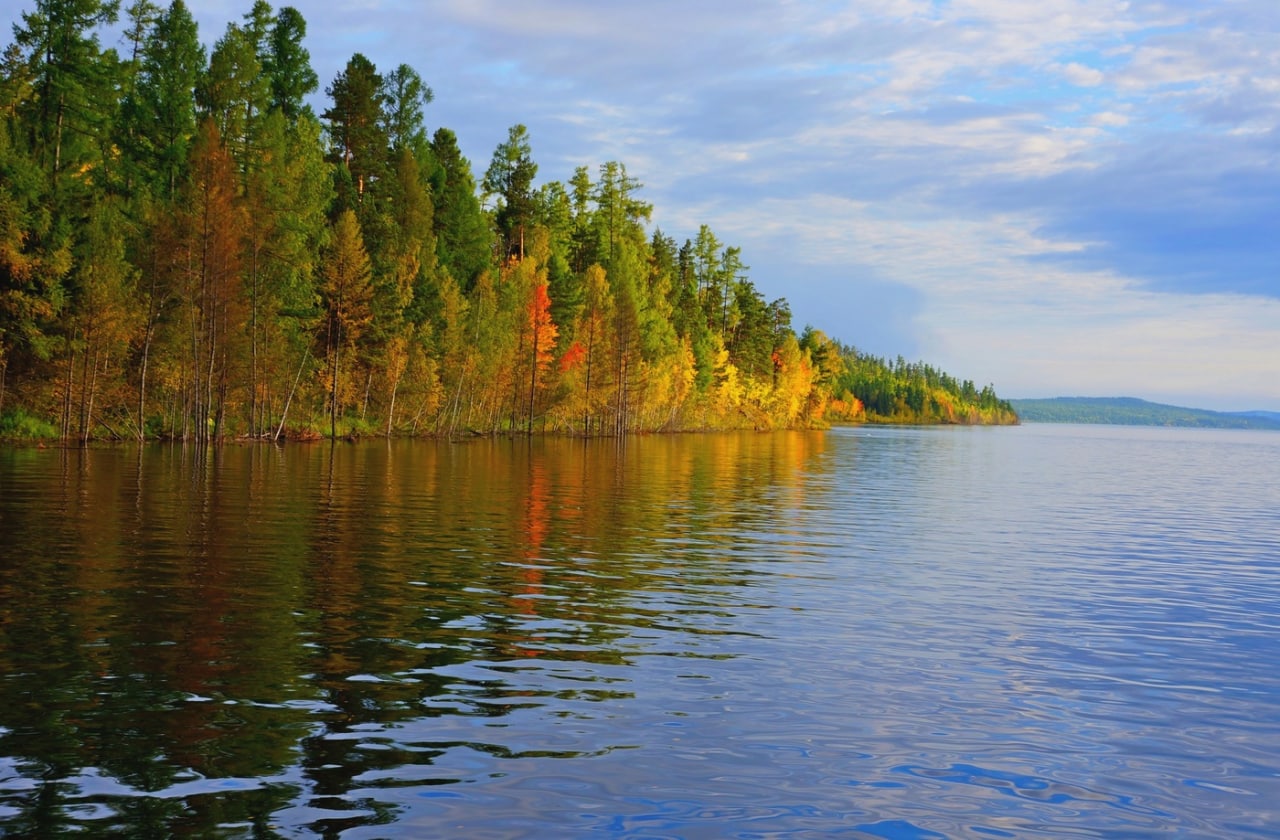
[[21, 0, 1280, 410]]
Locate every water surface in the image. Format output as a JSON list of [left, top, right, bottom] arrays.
[[1, 425, 1278, 837]]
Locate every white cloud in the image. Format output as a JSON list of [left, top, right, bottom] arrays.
[[703, 193, 1280, 409], [1090, 110, 1130, 127], [1062, 62, 1106, 87]]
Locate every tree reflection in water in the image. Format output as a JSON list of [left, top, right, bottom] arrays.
[[0, 432, 826, 835]]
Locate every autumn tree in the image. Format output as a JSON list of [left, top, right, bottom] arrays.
[[521, 240, 558, 433], [180, 119, 247, 441], [0, 0, 1017, 436], [430, 261, 469, 435], [364, 144, 434, 431], [65, 197, 137, 441], [563, 263, 612, 435], [320, 209, 373, 438], [461, 267, 515, 431], [241, 109, 330, 436]]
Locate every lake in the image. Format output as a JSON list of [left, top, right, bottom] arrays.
[[1, 424, 1278, 838]]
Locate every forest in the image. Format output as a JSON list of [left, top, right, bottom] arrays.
[[0, 0, 1018, 443]]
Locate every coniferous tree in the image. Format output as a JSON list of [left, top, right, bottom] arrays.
[[117, 0, 158, 105], [593, 161, 650, 270], [241, 109, 330, 435], [265, 6, 317, 120], [429, 127, 491, 291], [199, 20, 270, 169], [65, 196, 136, 441], [0, 116, 71, 409], [185, 119, 247, 441], [483, 123, 537, 261], [322, 53, 387, 212], [12, 0, 121, 183], [563, 263, 612, 435], [0, 0, 1016, 437], [380, 63, 432, 155], [118, 0, 203, 199]]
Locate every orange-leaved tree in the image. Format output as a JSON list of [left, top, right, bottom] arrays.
[[525, 280, 558, 433]]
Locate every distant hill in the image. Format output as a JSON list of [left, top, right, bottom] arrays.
[[1228, 410, 1280, 424], [1009, 397, 1280, 430]]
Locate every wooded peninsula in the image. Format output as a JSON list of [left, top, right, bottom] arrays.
[[0, 0, 1018, 442]]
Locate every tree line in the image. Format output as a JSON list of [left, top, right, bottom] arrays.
[[1008, 398, 1280, 429], [0, 0, 1017, 442]]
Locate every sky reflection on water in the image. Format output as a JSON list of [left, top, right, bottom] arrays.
[[1, 426, 1278, 838]]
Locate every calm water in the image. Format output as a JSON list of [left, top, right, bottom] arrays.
[[1, 425, 1278, 838]]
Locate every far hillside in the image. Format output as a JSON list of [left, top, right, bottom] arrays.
[[1009, 398, 1280, 430]]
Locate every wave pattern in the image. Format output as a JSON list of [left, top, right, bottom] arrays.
[[1, 427, 1277, 837]]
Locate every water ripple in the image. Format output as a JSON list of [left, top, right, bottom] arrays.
[[2, 429, 1279, 837]]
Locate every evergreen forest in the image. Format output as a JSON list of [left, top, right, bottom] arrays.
[[0, 0, 1018, 442]]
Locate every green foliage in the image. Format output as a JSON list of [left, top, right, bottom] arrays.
[[381, 63, 432, 153], [483, 123, 538, 261], [0, 116, 72, 371], [0, 407, 57, 439], [199, 16, 270, 168], [118, 0, 204, 199], [429, 127, 490, 291], [0, 0, 1017, 440], [12, 0, 121, 181], [827, 345, 1019, 426], [265, 6, 317, 119], [322, 52, 388, 212]]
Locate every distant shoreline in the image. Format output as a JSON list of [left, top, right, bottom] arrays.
[[1009, 397, 1280, 430]]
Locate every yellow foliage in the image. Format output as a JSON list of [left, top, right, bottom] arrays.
[[713, 352, 745, 417], [769, 335, 812, 426]]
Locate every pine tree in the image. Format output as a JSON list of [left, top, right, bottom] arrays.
[[118, 0, 203, 199], [322, 53, 387, 211], [265, 6, 317, 120], [483, 123, 537, 261]]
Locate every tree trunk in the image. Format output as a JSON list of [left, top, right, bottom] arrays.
[[78, 340, 96, 444], [137, 320, 154, 442], [275, 346, 310, 442], [361, 366, 372, 423], [330, 318, 342, 440], [386, 374, 400, 437], [249, 247, 260, 436], [61, 339, 76, 442], [527, 330, 538, 435]]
